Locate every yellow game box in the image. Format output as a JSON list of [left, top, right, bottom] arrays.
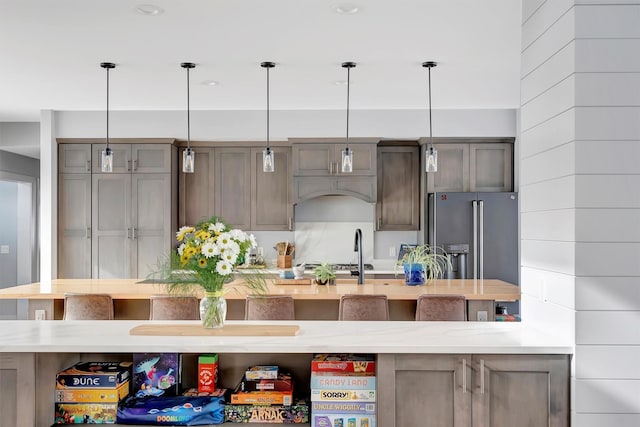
[[55, 381, 130, 403]]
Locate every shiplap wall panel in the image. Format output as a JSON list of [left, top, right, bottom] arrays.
[[522, 9, 575, 77], [520, 294, 575, 339], [575, 175, 640, 208], [521, 176, 575, 212], [522, 0, 547, 24], [521, 43, 574, 104], [575, 379, 640, 412], [573, 414, 640, 427], [521, 76, 575, 131], [576, 74, 640, 106], [576, 209, 640, 242], [576, 140, 640, 173], [576, 243, 640, 276], [576, 5, 640, 38], [520, 143, 575, 185], [520, 109, 575, 158], [575, 107, 640, 140], [576, 346, 640, 379], [576, 311, 640, 344], [576, 39, 640, 72], [576, 277, 640, 310], [521, 210, 575, 241], [522, 0, 573, 49], [522, 240, 576, 275], [521, 267, 576, 309]]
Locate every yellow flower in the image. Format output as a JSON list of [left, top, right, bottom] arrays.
[[185, 246, 197, 256], [176, 226, 195, 242], [195, 230, 211, 241], [198, 258, 207, 268]]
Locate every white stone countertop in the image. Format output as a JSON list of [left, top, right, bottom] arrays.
[[0, 320, 572, 354]]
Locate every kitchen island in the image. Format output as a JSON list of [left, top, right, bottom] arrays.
[[0, 320, 570, 427], [0, 277, 519, 321]]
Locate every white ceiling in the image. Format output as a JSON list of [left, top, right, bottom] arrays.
[[0, 0, 522, 124]]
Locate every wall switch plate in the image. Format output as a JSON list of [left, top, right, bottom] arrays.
[[0, 245, 9, 254], [389, 246, 396, 257], [35, 309, 46, 320], [477, 311, 488, 321]]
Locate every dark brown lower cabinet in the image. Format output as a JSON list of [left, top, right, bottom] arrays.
[[378, 354, 570, 427]]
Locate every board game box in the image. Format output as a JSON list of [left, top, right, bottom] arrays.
[[231, 390, 293, 405], [54, 402, 117, 424], [310, 375, 375, 390], [237, 372, 293, 392], [133, 353, 181, 397], [117, 394, 225, 425], [311, 355, 375, 374], [312, 414, 376, 427], [55, 361, 132, 389], [311, 389, 376, 402], [55, 381, 130, 403], [198, 354, 219, 393], [225, 399, 309, 423], [311, 402, 376, 415], [245, 365, 279, 380]]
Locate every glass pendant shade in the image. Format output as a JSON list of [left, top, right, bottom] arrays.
[[426, 146, 438, 173], [183, 147, 195, 173], [341, 147, 353, 173], [101, 147, 113, 173], [263, 147, 275, 172]]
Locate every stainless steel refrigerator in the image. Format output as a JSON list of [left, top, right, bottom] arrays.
[[427, 192, 518, 285]]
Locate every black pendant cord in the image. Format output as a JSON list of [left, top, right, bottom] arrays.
[[106, 66, 110, 150], [346, 65, 351, 150], [428, 65, 433, 153], [186, 66, 191, 150], [266, 65, 270, 151]]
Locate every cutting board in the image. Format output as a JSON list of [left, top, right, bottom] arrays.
[[274, 278, 312, 285], [130, 324, 300, 336]]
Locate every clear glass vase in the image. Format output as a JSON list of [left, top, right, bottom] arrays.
[[200, 292, 227, 329]]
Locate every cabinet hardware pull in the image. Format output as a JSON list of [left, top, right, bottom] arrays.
[[462, 358, 467, 393], [288, 217, 292, 231], [86, 160, 91, 172], [127, 160, 131, 172], [133, 159, 138, 171], [86, 228, 91, 239], [329, 162, 333, 175], [480, 359, 485, 394], [127, 228, 131, 239], [377, 217, 382, 230], [132, 227, 136, 240]]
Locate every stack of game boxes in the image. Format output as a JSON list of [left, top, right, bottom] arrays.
[[310, 354, 376, 427], [54, 361, 131, 424], [225, 365, 309, 423]]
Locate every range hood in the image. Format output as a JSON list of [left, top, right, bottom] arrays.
[[292, 176, 377, 204]]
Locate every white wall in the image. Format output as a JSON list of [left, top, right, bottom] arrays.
[[521, 1, 640, 425], [0, 122, 40, 158]]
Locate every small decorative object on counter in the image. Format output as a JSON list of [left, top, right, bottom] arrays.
[[152, 216, 268, 329], [395, 243, 451, 286], [275, 241, 295, 268], [312, 263, 337, 286]]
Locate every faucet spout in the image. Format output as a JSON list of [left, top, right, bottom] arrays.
[[354, 228, 364, 285]]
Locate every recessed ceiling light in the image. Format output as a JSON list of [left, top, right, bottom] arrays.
[[135, 4, 164, 16], [201, 80, 219, 86], [334, 3, 360, 14]]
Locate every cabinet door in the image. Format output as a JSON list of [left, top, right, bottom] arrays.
[[91, 144, 132, 174], [378, 354, 471, 427], [58, 174, 92, 278], [469, 143, 513, 192], [292, 144, 333, 176], [178, 147, 215, 226], [377, 146, 420, 230], [131, 174, 171, 278], [426, 144, 470, 193], [92, 174, 131, 278], [251, 147, 292, 231], [472, 355, 569, 427], [132, 144, 172, 173], [214, 147, 251, 229], [334, 143, 377, 176], [0, 353, 35, 427], [58, 144, 92, 173]]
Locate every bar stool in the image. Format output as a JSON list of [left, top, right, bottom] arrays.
[[63, 293, 114, 320], [338, 294, 389, 321], [149, 295, 200, 320], [245, 295, 295, 320], [415, 294, 466, 321]]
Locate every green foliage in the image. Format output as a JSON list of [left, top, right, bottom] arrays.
[[312, 262, 337, 281], [395, 244, 451, 283]]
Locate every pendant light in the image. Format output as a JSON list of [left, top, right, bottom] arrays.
[[423, 61, 438, 173], [341, 62, 356, 173], [181, 62, 196, 173], [261, 61, 275, 173], [100, 62, 115, 173]]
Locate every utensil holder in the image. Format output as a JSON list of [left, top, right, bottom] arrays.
[[277, 255, 292, 268]]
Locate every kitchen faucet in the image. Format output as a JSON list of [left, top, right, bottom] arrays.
[[353, 228, 364, 285]]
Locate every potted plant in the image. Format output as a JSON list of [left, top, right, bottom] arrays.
[[312, 262, 337, 286], [395, 244, 451, 286]]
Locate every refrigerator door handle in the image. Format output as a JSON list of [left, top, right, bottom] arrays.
[[472, 200, 478, 280], [479, 200, 484, 281]]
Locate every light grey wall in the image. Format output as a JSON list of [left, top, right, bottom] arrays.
[[0, 122, 40, 159], [0, 181, 18, 317], [521, 1, 640, 425], [0, 149, 40, 177]]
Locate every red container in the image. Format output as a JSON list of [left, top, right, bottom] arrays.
[[198, 354, 219, 393]]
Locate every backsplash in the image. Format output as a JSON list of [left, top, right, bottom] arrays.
[[294, 222, 374, 264]]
